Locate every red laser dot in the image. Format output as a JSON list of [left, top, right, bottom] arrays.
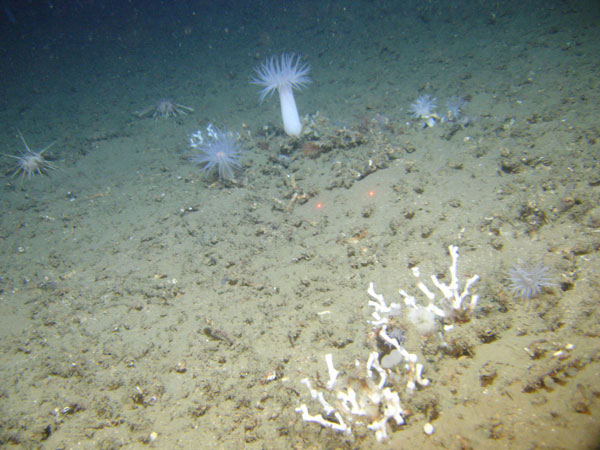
[[368, 190, 375, 197], [316, 202, 323, 209]]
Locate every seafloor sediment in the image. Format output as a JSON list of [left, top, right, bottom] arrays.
[[0, 1, 599, 449]]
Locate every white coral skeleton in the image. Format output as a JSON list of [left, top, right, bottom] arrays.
[[135, 98, 194, 119], [399, 245, 480, 325], [1, 130, 57, 179], [369, 245, 480, 334], [296, 352, 407, 442], [296, 245, 479, 441]]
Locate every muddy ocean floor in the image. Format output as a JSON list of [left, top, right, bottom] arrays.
[[1, 2, 600, 449]]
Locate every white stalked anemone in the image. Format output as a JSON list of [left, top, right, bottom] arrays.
[[252, 53, 311, 137]]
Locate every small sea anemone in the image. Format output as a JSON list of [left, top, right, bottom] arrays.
[[252, 53, 311, 136], [2, 130, 56, 179], [407, 306, 438, 335], [189, 127, 244, 181], [408, 94, 438, 119], [386, 327, 406, 347], [136, 99, 194, 119], [446, 96, 467, 120], [507, 262, 557, 300]]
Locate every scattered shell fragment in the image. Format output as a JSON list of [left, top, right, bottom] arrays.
[[175, 361, 187, 373], [424, 423, 434, 435]]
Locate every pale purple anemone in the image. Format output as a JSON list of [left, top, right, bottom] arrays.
[[1, 130, 56, 179], [507, 262, 557, 300], [189, 128, 244, 181], [408, 94, 438, 119]]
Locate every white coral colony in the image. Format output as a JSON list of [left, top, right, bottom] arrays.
[[296, 245, 480, 441]]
